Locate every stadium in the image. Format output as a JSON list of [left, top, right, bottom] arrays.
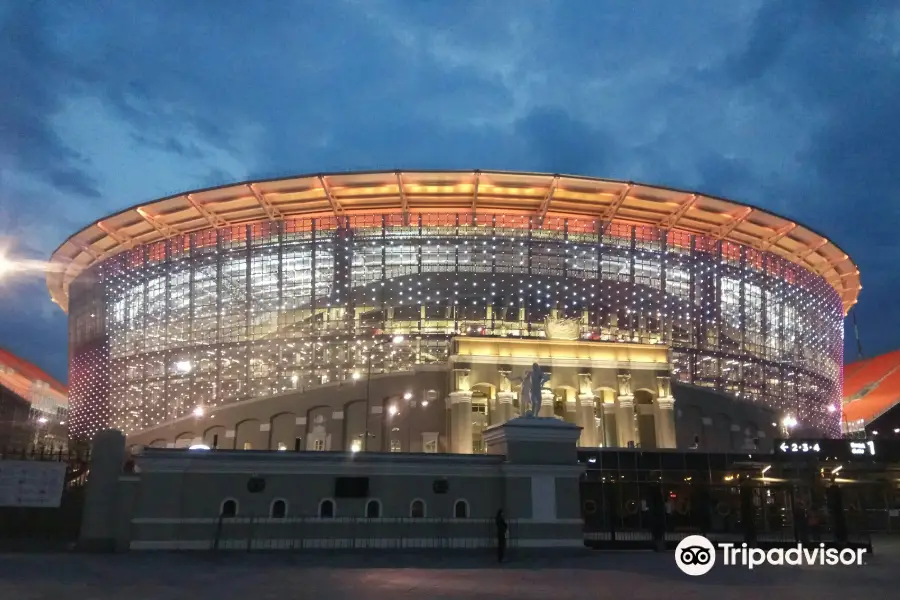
[[48, 171, 860, 453]]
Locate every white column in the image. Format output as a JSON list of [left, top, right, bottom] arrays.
[[496, 391, 515, 424], [539, 389, 555, 418], [577, 394, 596, 447], [655, 395, 677, 449], [449, 391, 473, 454], [616, 394, 636, 448], [601, 402, 616, 447]]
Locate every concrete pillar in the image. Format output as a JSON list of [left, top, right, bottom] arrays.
[[497, 391, 515, 424], [80, 429, 126, 551], [450, 391, 473, 453], [601, 402, 616, 447], [489, 395, 504, 427], [655, 395, 677, 449], [616, 395, 636, 448], [565, 396, 578, 424], [576, 394, 596, 447], [539, 389, 555, 418]]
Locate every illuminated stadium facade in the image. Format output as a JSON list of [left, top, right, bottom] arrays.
[[48, 171, 860, 444]]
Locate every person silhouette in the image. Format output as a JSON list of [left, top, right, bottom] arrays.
[[495, 508, 508, 562]]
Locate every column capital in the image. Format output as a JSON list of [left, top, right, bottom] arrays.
[[541, 389, 555, 407], [449, 391, 473, 404], [577, 393, 595, 405], [617, 394, 635, 408], [497, 391, 515, 404], [655, 395, 675, 410], [600, 402, 616, 414]]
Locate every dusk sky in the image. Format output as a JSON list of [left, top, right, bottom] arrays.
[[1, 0, 898, 384]]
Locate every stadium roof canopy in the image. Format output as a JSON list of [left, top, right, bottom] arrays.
[[47, 170, 861, 313], [843, 349, 900, 426], [0, 347, 67, 395]]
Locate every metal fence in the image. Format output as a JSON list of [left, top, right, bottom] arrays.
[[0, 447, 91, 551], [581, 480, 872, 550], [203, 517, 517, 553]]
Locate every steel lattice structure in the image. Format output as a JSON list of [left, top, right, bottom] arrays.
[[50, 171, 856, 440]]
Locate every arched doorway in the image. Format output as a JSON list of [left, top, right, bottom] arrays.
[[593, 388, 616, 447], [553, 386, 577, 421]]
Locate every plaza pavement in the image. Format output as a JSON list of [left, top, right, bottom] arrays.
[[1, 537, 897, 600]]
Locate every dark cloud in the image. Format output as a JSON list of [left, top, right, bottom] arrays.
[[0, 1, 100, 198]]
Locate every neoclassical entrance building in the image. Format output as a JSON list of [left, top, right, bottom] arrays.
[[446, 336, 677, 452]]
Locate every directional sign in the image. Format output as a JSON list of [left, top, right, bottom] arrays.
[[778, 441, 821, 454]]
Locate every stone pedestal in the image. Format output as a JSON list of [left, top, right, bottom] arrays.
[[654, 395, 677, 449], [80, 429, 127, 551], [616, 394, 636, 448], [483, 416, 585, 549], [449, 391, 473, 454]]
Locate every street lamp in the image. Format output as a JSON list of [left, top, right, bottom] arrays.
[[362, 334, 405, 451], [781, 415, 797, 438]]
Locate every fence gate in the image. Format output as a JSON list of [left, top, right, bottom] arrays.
[[0, 449, 89, 551], [581, 480, 872, 550]]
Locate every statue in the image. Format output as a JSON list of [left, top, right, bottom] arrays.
[[522, 362, 551, 417], [617, 373, 632, 397]]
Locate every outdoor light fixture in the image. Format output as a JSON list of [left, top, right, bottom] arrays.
[[350, 440, 361, 453], [37, 416, 48, 424], [782, 416, 797, 429], [403, 392, 412, 400], [388, 405, 398, 416], [391, 335, 405, 344], [192, 406, 204, 417], [174, 360, 192, 374], [827, 405, 837, 413], [188, 444, 210, 451], [352, 371, 361, 380]]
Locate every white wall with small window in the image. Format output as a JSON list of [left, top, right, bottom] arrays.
[[219, 498, 239, 518], [365, 499, 382, 518], [318, 498, 336, 518], [409, 498, 427, 518], [269, 498, 288, 518]]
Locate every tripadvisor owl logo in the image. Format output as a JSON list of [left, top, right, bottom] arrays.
[[675, 535, 716, 576], [675, 535, 867, 575]]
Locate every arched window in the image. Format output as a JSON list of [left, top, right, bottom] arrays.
[[220, 498, 238, 518], [270, 498, 287, 519], [410, 499, 426, 518], [453, 499, 469, 519], [318, 498, 335, 518], [365, 499, 382, 518]]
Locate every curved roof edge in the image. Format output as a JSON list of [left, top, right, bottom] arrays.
[[46, 170, 861, 314]]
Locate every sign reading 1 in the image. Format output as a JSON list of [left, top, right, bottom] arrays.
[[849, 440, 876, 456], [779, 441, 821, 453]]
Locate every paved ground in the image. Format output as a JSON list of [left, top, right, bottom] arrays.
[[2, 538, 898, 600]]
